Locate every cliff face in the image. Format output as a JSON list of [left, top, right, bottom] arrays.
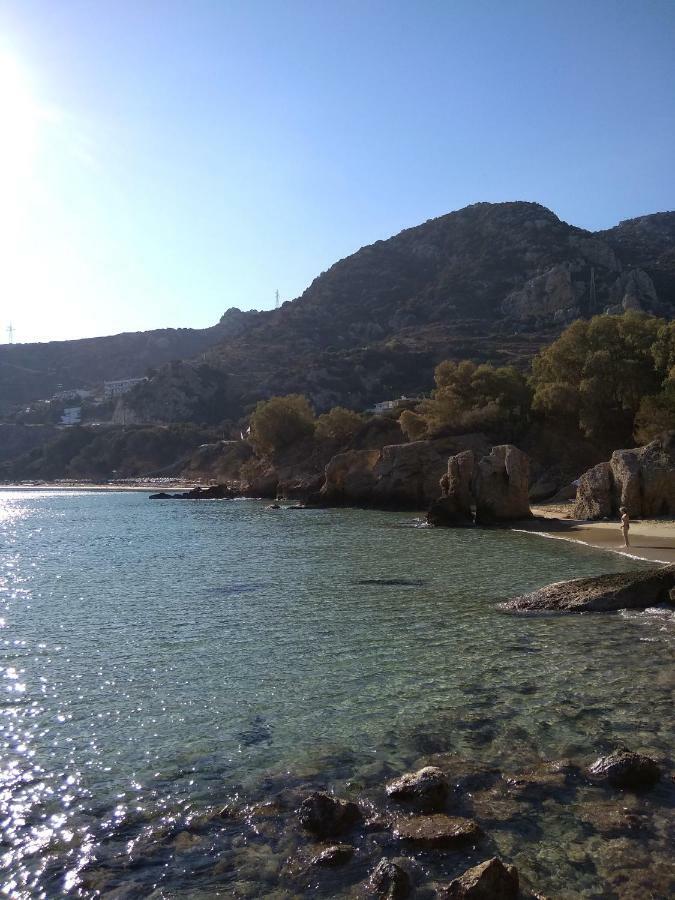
[[3, 202, 674, 421]]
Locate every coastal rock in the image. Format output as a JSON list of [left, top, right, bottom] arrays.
[[365, 858, 412, 899], [312, 843, 354, 867], [473, 445, 531, 524], [321, 449, 380, 504], [436, 857, 519, 899], [427, 451, 475, 525], [498, 565, 675, 613], [573, 436, 675, 519], [385, 766, 449, 811], [572, 461, 613, 519], [393, 814, 482, 848], [298, 791, 362, 838], [587, 749, 661, 789]]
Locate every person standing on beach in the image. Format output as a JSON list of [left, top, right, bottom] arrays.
[[620, 507, 630, 547]]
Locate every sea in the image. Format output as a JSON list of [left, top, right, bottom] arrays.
[[1, 489, 674, 898]]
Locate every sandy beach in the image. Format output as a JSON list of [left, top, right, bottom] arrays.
[[526, 501, 675, 565]]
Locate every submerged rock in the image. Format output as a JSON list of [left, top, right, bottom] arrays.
[[385, 766, 448, 811], [393, 814, 482, 848], [437, 857, 519, 899], [298, 791, 362, 838], [365, 858, 412, 899], [498, 565, 675, 613], [149, 483, 233, 500], [587, 749, 661, 789], [312, 843, 354, 867]]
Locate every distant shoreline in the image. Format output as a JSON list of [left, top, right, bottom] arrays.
[[0, 480, 201, 493]]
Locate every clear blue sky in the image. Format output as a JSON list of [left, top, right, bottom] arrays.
[[1, 0, 674, 343]]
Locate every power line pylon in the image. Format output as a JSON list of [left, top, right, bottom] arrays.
[[6, 323, 14, 344], [275, 289, 280, 309]]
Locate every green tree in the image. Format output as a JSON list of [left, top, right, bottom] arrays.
[[531, 313, 664, 441], [634, 375, 675, 443], [398, 408, 428, 440], [315, 406, 365, 443], [248, 394, 315, 456]]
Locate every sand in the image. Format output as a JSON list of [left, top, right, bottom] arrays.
[[525, 501, 675, 566]]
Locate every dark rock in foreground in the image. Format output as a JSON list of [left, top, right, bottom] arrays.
[[365, 858, 412, 899], [436, 857, 519, 899], [393, 814, 482, 848], [298, 791, 362, 838], [587, 749, 661, 789], [385, 766, 448, 811], [498, 565, 675, 613]]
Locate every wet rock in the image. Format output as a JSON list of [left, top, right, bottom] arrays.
[[572, 461, 613, 519], [587, 749, 661, 789], [298, 791, 362, 838], [386, 766, 449, 811], [474, 445, 531, 524], [499, 565, 675, 613], [312, 843, 354, 867], [172, 830, 203, 852], [393, 814, 482, 848], [436, 857, 519, 899], [578, 799, 651, 836], [149, 483, 234, 500], [365, 858, 412, 898]]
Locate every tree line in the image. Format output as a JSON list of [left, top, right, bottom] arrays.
[[247, 312, 675, 457]]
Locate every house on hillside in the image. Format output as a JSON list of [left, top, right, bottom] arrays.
[[103, 377, 147, 399]]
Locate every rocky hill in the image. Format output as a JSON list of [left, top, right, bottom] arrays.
[[148, 201, 674, 420], [3, 202, 674, 421]]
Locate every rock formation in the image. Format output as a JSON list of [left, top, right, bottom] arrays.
[[427, 444, 532, 526], [297, 791, 362, 838], [385, 766, 448, 812], [573, 436, 675, 519], [498, 565, 675, 613], [587, 749, 661, 789], [437, 857, 519, 899]]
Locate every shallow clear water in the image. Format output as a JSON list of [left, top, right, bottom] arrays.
[[1, 490, 673, 898]]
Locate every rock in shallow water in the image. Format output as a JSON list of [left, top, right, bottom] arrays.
[[386, 765, 449, 811], [311, 843, 354, 866], [393, 814, 482, 848], [587, 749, 661, 789], [436, 857, 519, 899], [298, 791, 362, 838], [365, 858, 412, 898], [498, 565, 675, 613]]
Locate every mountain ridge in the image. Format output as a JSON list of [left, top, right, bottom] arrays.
[[2, 201, 674, 419]]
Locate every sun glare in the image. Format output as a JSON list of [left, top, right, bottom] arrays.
[[0, 51, 41, 182]]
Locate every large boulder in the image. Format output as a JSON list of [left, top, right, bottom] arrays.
[[499, 565, 675, 613], [298, 792, 362, 838], [437, 857, 519, 899], [473, 445, 531, 524], [385, 766, 448, 811], [572, 462, 613, 519], [587, 749, 661, 789], [573, 436, 675, 520], [321, 449, 380, 504], [426, 449, 475, 525]]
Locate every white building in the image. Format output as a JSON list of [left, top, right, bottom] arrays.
[[369, 396, 421, 414], [103, 377, 146, 399]]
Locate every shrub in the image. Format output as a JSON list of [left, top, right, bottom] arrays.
[[248, 394, 315, 456]]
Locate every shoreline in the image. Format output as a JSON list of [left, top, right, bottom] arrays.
[[524, 502, 675, 565]]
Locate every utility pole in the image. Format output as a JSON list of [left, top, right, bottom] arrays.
[[6, 323, 14, 344], [275, 289, 280, 309]]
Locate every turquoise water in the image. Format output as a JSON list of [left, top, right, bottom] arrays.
[[1, 490, 673, 898]]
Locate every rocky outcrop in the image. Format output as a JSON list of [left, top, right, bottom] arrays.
[[149, 484, 233, 500], [320, 436, 489, 509], [587, 750, 661, 789], [298, 791, 362, 838], [474, 445, 531, 524], [573, 437, 675, 519], [437, 858, 519, 899], [427, 445, 531, 526], [498, 565, 675, 613], [385, 766, 448, 811], [311, 843, 354, 867]]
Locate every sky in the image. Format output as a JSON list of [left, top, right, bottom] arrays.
[[0, 0, 674, 344]]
